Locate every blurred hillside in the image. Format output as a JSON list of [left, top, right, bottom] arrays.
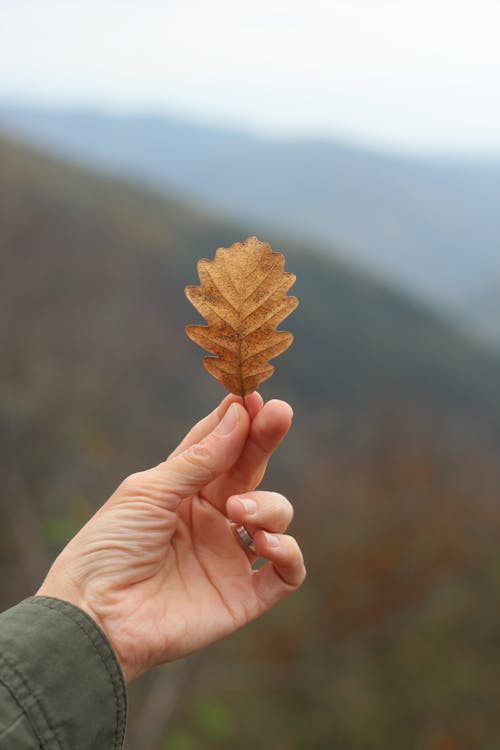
[[1, 135, 500, 750], [1, 105, 499, 347], [459, 283, 500, 347]]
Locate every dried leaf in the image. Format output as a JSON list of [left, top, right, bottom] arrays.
[[185, 236, 298, 396]]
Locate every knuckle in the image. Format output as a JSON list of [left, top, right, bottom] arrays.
[[179, 439, 219, 485], [183, 439, 212, 468], [119, 471, 146, 494], [270, 492, 294, 523]]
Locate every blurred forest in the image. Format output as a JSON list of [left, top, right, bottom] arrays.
[[1, 135, 500, 750]]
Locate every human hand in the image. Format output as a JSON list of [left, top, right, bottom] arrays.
[[37, 394, 306, 682]]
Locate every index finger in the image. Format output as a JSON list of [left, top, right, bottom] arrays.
[[202, 399, 293, 509], [169, 391, 264, 460]]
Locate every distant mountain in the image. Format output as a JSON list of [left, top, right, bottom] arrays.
[[1, 132, 500, 442], [1, 104, 499, 345]]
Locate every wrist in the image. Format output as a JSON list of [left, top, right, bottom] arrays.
[[37, 557, 143, 682], [36, 582, 133, 675], [36, 580, 101, 634], [36, 569, 113, 658]]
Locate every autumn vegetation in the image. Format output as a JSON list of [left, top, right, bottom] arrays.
[[1, 135, 500, 749]]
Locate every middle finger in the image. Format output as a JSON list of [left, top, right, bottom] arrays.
[[202, 399, 293, 509], [226, 490, 294, 536]]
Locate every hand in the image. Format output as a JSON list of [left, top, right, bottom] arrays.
[[37, 394, 306, 682]]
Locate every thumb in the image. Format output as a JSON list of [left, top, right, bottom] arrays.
[[149, 402, 249, 508]]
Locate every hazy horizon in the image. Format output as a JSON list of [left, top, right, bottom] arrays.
[[1, 0, 500, 158], [2, 99, 500, 165]]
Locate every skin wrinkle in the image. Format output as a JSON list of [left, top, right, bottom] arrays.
[[130, 481, 179, 506], [181, 446, 218, 478], [170, 535, 191, 603], [192, 535, 240, 633], [37, 395, 305, 683], [191, 495, 246, 627], [176, 434, 234, 486]]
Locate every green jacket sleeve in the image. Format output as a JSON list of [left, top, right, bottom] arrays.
[[0, 596, 127, 749]]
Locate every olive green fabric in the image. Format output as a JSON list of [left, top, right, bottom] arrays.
[[0, 596, 127, 749]]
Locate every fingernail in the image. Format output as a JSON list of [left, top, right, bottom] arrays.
[[239, 497, 257, 515], [264, 531, 280, 548], [216, 404, 239, 436]]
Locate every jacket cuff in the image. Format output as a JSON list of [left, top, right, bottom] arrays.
[[0, 596, 127, 749]]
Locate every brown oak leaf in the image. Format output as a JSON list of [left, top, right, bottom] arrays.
[[185, 236, 298, 397]]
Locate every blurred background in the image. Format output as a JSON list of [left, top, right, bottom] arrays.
[[1, 1, 500, 748]]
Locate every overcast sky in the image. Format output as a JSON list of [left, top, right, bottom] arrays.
[[1, 0, 499, 155]]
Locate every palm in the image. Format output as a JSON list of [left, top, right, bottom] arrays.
[[40, 395, 305, 683], [163, 492, 260, 649], [97, 484, 262, 678]]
